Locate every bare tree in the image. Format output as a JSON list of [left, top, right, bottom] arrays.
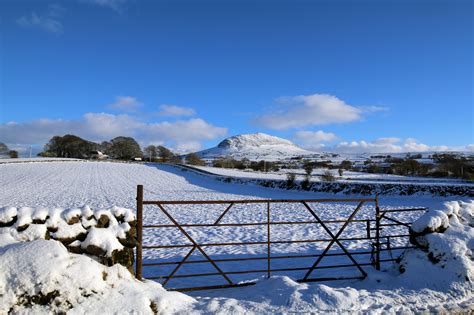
[[157, 146, 175, 162], [321, 170, 335, 182], [144, 145, 158, 161], [185, 153, 205, 166]]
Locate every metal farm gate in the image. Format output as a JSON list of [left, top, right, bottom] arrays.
[[134, 185, 425, 291]]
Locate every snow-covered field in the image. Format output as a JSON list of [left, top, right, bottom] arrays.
[[3, 160, 461, 208], [0, 160, 472, 313]]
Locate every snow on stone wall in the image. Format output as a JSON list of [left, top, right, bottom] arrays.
[[0, 205, 137, 271], [0, 239, 195, 313], [401, 201, 474, 282]]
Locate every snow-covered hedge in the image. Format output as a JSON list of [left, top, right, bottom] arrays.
[[400, 201, 474, 281], [179, 164, 474, 197], [0, 205, 137, 271], [222, 177, 473, 196]]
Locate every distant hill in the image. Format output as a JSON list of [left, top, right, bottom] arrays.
[[195, 133, 314, 161]]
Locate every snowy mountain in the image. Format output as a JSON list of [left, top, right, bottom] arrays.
[[195, 133, 314, 161]]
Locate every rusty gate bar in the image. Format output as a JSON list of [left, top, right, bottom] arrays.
[[266, 202, 271, 279], [135, 184, 143, 280], [375, 194, 381, 270], [144, 218, 375, 228], [156, 203, 234, 285], [141, 235, 411, 249], [142, 246, 416, 267], [135, 185, 426, 291], [143, 198, 377, 204], [302, 201, 367, 280]]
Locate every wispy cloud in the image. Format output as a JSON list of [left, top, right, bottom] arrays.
[[332, 137, 452, 153], [360, 105, 389, 113], [107, 96, 143, 113], [253, 94, 381, 130], [157, 104, 196, 117], [0, 113, 227, 153], [80, 0, 127, 12], [16, 4, 66, 34]]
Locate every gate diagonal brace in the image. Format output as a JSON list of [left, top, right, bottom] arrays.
[[162, 246, 196, 286], [156, 204, 233, 285], [214, 202, 235, 225], [380, 211, 411, 228], [301, 201, 367, 280]]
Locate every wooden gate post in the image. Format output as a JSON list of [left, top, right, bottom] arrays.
[[375, 193, 381, 270], [136, 185, 143, 280]]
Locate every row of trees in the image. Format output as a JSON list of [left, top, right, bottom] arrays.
[[363, 155, 473, 180], [0, 143, 19, 158], [143, 145, 181, 163], [37, 134, 184, 162], [36, 134, 210, 166], [39, 135, 143, 160], [40, 135, 98, 158]]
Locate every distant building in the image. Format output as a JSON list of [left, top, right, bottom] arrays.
[[89, 151, 108, 160]]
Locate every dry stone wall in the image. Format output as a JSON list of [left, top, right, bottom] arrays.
[[0, 205, 137, 273]]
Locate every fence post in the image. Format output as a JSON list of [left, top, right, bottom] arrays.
[[375, 193, 381, 271], [136, 185, 143, 280], [267, 202, 271, 279]]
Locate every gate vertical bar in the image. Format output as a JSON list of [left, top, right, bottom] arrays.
[[267, 202, 271, 278], [375, 193, 381, 270], [136, 185, 144, 280]]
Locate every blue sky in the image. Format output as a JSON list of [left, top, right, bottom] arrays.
[[0, 0, 473, 153]]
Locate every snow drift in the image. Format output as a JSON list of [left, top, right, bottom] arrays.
[[0, 239, 195, 314], [401, 200, 474, 282], [0, 199, 472, 313], [0, 205, 138, 271]]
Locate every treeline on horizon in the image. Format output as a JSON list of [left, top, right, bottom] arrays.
[[32, 134, 174, 162], [2, 134, 472, 181], [0, 143, 18, 158], [34, 134, 209, 165]]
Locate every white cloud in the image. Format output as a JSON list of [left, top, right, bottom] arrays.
[[82, 113, 142, 139], [332, 138, 452, 154], [403, 138, 430, 152], [107, 96, 143, 112], [157, 105, 196, 117], [293, 130, 338, 150], [373, 137, 400, 145], [80, 0, 126, 12], [291, 132, 455, 154], [254, 94, 371, 130], [0, 114, 227, 153], [143, 118, 227, 152], [466, 144, 474, 152], [17, 5, 66, 34]]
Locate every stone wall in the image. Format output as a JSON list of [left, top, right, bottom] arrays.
[[0, 205, 137, 273]]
